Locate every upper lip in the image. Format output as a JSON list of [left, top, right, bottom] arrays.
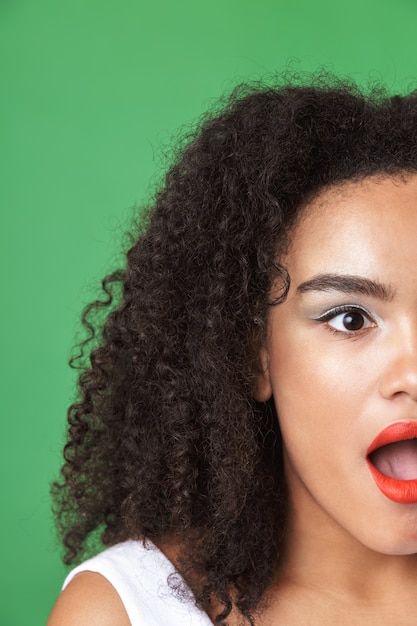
[[367, 421, 417, 456]]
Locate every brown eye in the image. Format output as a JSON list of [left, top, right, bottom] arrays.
[[325, 307, 374, 333], [341, 312, 365, 331]]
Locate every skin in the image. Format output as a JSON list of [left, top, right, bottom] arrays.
[[48, 173, 417, 625], [46, 571, 131, 625], [256, 173, 417, 624]]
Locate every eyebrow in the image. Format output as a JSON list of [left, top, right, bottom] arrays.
[[296, 274, 395, 301]]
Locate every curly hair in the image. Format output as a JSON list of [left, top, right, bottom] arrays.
[[53, 72, 417, 624]]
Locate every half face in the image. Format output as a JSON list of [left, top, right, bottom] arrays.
[[257, 174, 417, 555]]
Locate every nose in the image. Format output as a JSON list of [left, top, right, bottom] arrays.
[[379, 325, 417, 402]]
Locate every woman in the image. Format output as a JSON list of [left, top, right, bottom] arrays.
[[48, 74, 417, 625]]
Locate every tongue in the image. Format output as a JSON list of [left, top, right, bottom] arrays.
[[369, 439, 417, 480]]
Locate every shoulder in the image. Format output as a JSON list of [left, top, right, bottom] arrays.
[[46, 571, 131, 626]]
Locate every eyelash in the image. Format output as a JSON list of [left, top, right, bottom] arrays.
[[313, 305, 376, 337]]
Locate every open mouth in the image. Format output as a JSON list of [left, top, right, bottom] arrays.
[[367, 422, 417, 504], [368, 439, 417, 481]]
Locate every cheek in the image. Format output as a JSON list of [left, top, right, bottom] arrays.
[[269, 326, 375, 419], [268, 337, 366, 465], [269, 335, 343, 411]]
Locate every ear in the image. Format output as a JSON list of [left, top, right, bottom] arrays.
[[253, 346, 273, 402]]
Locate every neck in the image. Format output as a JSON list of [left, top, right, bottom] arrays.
[[276, 494, 417, 606], [286, 517, 415, 594]]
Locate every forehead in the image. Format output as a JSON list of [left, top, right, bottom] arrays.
[[283, 174, 417, 279]]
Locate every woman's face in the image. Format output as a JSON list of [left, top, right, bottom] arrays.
[[257, 173, 417, 554]]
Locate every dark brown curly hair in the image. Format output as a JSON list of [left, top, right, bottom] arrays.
[[53, 72, 417, 624]]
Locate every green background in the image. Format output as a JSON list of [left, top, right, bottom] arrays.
[[2, 0, 417, 623]]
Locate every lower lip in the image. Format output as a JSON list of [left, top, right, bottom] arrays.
[[367, 460, 417, 504]]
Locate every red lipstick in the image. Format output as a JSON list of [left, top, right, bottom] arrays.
[[367, 421, 417, 504]]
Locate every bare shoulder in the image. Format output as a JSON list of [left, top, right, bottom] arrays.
[[46, 571, 131, 626]]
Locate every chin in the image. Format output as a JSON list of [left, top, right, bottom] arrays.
[[358, 517, 417, 556]]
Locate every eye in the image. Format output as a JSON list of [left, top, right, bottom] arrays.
[[312, 304, 377, 336], [326, 307, 374, 333]]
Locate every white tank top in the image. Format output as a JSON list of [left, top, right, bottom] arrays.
[[63, 540, 213, 626]]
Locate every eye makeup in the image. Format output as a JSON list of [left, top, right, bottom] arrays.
[[309, 304, 377, 336], [311, 304, 375, 324]]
